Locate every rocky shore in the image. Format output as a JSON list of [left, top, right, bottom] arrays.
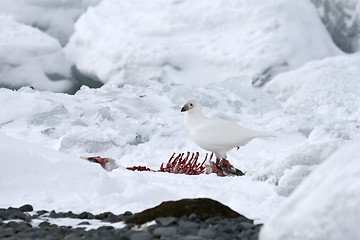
[[0, 200, 262, 240]]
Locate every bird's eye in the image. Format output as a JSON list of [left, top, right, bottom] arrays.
[[190, 103, 193, 107]]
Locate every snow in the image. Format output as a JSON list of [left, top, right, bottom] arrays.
[[260, 141, 360, 240], [65, 0, 341, 87], [0, 0, 102, 46], [0, 0, 359, 234], [0, 132, 283, 222], [0, 15, 75, 93], [30, 217, 126, 231], [265, 53, 360, 121], [257, 53, 360, 196]]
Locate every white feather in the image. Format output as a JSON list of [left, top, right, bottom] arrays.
[[182, 100, 274, 160]]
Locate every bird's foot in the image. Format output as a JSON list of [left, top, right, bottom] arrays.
[[221, 167, 245, 176], [218, 159, 245, 176]]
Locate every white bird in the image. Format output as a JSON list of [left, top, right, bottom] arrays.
[[181, 100, 274, 172]]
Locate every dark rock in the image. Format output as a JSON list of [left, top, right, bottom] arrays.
[[19, 204, 33, 212], [189, 213, 198, 221], [124, 211, 133, 216], [105, 213, 123, 223], [79, 211, 94, 219], [9, 211, 30, 221], [36, 210, 48, 216], [0, 209, 10, 220], [2, 228, 13, 238], [97, 225, 115, 231], [49, 210, 60, 218], [12, 221, 31, 233], [66, 211, 78, 218], [39, 222, 51, 228], [78, 221, 91, 225], [95, 212, 113, 220], [125, 198, 246, 225]]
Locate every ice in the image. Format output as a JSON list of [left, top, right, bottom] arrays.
[[260, 140, 360, 240], [0, 16, 75, 93], [65, 0, 341, 87]]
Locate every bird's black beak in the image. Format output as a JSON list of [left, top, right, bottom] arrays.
[[181, 105, 189, 112]]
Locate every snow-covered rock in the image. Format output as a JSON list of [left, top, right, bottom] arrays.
[[0, 0, 102, 46], [65, 0, 341, 87], [265, 53, 360, 121], [260, 140, 360, 240], [0, 16, 75, 93], [311, 0, 360, 53]]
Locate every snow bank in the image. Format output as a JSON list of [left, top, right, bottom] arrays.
[[257, 53, 360, 196], [0, 16, 75, 93], [265, 53, 360, 121], [0, 79, 279, 169], [0, 132, 283, 221], [311, 0, 360, 53], [65, 0, 340, 87], [260, 140, 360, 240], [0, 0, 102, 46]]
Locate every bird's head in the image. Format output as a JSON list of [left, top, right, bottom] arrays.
[[181, 100, 201, 113]]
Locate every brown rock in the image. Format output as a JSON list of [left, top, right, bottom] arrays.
[[125, 198, 250, 225]]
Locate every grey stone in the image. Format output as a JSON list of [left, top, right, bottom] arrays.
[[2, 228, 13, 237], [240, 222, 255, 229], [153, 227, 177, 237], [178, 220, 199, 235], [182, 236, 205, 240], [79, 212, 94, 219], [198, 228, 216, 238], [39, 221, 51, 228], [9, 211, 30, 221], [189, 213, 198, 221], [78, 221, 91, 225], [124, 211, 133, 216], [130, 231, 152, 240], [156, 217, 178, 227]]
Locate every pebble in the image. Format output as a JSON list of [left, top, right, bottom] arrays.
[[0, 204, 262, 240]]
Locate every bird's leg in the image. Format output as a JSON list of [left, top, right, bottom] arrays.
[[220, 157, 245, 176], [221, 157, 226, 168]]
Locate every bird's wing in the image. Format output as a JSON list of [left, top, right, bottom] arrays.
[[192, 118, 257, 149]]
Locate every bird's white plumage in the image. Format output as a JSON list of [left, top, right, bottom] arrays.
[[181, 100, 274, 160]]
